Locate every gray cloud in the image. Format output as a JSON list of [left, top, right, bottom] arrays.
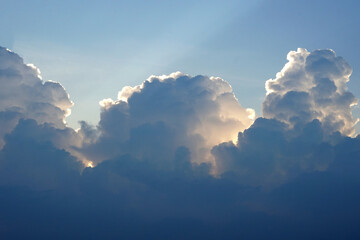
[[0, 47, 359, 239], [212, 117, 338, 187], [0, 119, 81, 191]]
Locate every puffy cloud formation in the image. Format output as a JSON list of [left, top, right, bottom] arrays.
[[213, 48, 359, 187], [0, 47, 73, 147], [0, 47, 360, 239], [82, 72, 255, 169], [213, 117, 338, 187], [263, 48, 357, 136]]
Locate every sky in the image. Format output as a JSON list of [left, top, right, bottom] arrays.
[[1, 0, 360, 239], [2, 0, 360, 128]]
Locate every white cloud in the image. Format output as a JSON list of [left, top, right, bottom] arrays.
[[263, 48, 357, 136], [0, 47, 73, 147], [83, 72, 255, 169], [213, 48, 360, 188]]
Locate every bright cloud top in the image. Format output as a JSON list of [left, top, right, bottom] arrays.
[[0, 47, 73, 147], [85, 71, 255, 169], [1, 47, 360, 239], [263, 48, 357, 136]]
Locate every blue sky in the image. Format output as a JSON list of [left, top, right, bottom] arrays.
[[2, 0, 360, 128]]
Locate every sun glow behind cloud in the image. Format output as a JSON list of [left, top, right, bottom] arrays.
[[1, 46, 360, 238], [85, 72, 256, 173]]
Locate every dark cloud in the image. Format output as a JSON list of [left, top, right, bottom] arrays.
[[0, 47, 360, 239], [213, 117, 337, 187], [0, 119, 81, 191]]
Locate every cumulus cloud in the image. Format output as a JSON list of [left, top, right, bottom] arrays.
[[0, 47, 360, 239], [82, 72, 255, 170], [213, 117, 338, 187], [263, 48, 357, 136], [213, 48, 359, 188], [0, 47, 73, 147]]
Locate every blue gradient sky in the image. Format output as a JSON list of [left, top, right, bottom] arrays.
[[1, 0, 360, 128]]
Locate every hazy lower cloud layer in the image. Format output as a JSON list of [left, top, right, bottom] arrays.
[[1, 47, 360, 239]]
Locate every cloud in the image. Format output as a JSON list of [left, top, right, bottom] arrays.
[[0, 119, 81, 191], [0, 47, 360, 239], [0, 47, 73, 148], [212, 117, 338, 187], [263, 48, 357, 136], [82, 72, 255, 170], [212, 48, 359, 187]]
